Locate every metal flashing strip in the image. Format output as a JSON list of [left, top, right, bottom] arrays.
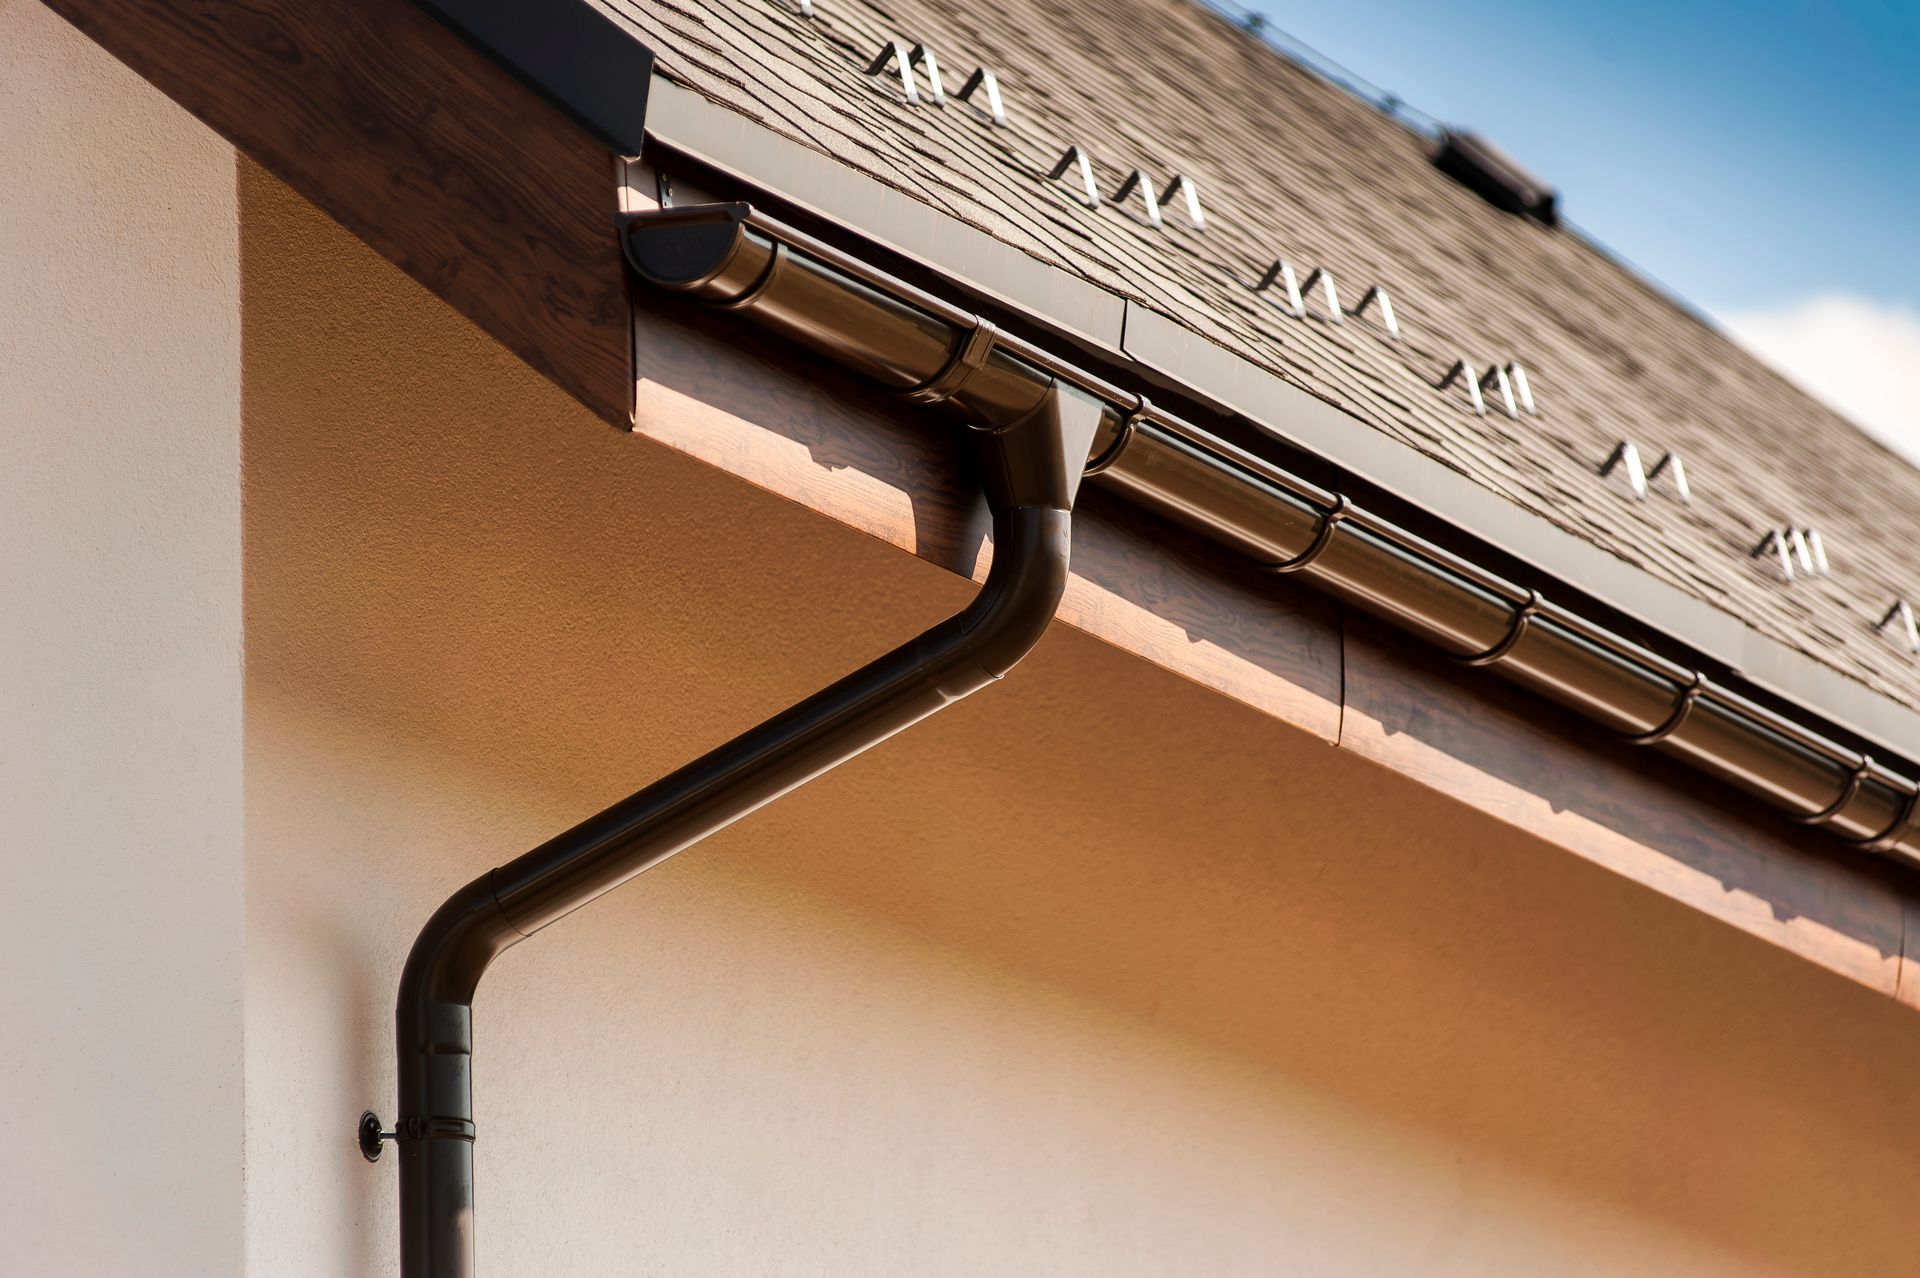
[[638, 73, 1920, 782], [1114, 302, 1920, 764], [645, 79, 1126, 355], [406, 0, 654, 154]]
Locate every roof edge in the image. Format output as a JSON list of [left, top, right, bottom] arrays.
[[641, 73, 1920, 768]]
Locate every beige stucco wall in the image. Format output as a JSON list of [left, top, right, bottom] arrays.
[[0, 4, 244, 1275], [11, 14, 1920, 1270], [238, 157, 1920, 1278]]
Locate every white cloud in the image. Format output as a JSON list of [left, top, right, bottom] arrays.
[[1718, 293, 1920, 468]]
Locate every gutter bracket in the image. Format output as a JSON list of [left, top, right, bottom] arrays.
[[906, 320, 1000, 404], [1459, 590, 1543, 667]]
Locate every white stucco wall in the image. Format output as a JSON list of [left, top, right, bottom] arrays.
[[0, 3, 244, 1275]]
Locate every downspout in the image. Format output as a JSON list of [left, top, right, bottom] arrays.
[[377, 203, 1104, 1277], [371, 186, 1920, 1271]]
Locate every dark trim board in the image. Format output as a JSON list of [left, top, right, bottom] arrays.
[[43, 0, 637, 426], [408, 0, 653, 154]]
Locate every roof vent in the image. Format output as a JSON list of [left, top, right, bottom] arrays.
[[1432, 129, 1558, 227]]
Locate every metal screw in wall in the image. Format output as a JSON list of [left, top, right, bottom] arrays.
[[359, 1111, 397, 1163]]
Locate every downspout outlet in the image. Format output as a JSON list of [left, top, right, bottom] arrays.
[[383, 203, 1103, 1277]]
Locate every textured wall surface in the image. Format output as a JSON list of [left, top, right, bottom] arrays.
[[12, 9, 1920, 1275], [240, 161, 1920, 1278], [0, 4, 244, 1274]]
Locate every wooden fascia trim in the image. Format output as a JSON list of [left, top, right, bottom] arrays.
[[43, 0, 644, 426]]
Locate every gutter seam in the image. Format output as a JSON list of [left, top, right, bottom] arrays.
[[1899, 904, 1912, 1007], [1334, 600, 1348, 750]]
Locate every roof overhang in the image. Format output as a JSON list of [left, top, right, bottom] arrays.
[[642, 74, 1920, 774], [41, 0, 1920, 1002], [41, 0, 648, 425]]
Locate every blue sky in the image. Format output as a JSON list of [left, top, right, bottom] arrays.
[[1240, 0, 1920, 457]]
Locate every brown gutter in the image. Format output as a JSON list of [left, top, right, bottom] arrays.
[[620, 199, 1920, 870]]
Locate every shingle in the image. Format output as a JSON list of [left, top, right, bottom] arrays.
[[596, 0, 1920, 713]]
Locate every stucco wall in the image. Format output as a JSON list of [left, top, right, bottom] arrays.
[[13, 10, 1920, 1277], [0, 4, 244, 1274], [237, 159, 1920, 1278]]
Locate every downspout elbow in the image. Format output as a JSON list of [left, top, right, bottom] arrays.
[[955, 504, 1072, 680], [392, 876, 520, 1276], [397, 873, 522, 1012], [955, 364, 1105, 675]]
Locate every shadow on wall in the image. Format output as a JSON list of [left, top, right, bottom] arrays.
[[240, 157, 1920, 1277], [1343, 609, 1913, 949]]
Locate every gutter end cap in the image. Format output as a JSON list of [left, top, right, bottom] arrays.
[[620, 203, 753, 289]]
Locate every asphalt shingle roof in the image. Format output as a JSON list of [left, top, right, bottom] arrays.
[[597, 0, 1920, 712]]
